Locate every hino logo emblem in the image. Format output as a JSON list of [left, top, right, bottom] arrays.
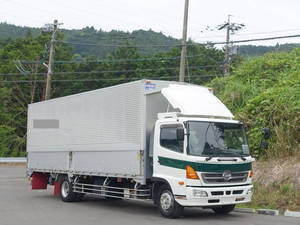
[[222, 170, 232, 181]]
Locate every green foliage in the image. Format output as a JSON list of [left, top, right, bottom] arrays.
[[239, 182, 300, 211], [0, 88, 26, 156], [0, 32, 74, 156], [239, 43, 300, 57], [3, 23, 300, 58], [208, 49, 300, 158], [0, 23, 178, 57], [0, 22, 40, 40]]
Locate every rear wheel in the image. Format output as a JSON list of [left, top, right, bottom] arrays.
[[212, 204, 235, 214], [157, 185, 183, 219], [75, 193, 85, 201], [60, 178, 80, 202]]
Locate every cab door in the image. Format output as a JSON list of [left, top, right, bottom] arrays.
[[152, 122, 187, 194]]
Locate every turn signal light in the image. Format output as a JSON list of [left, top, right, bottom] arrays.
[[249, 170, 254, 178], [186, 165, 199, 180]]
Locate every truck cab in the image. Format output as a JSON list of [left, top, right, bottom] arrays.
[[148, 84, 254, 218], [150, 114, 253, 216]]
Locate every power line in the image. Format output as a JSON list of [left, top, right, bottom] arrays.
[[17, 54, 211, 65], [195, 28, 300, 39], [0, 74, 222, 84], [76, 36, 135, 40], [197, 34, 300, 45], [57, 33, 300, 48], [234, 28, 300, 37], [0, 54, 224, 65], [0, 65, 222, 77], [1, 33, 298, 67], [56, 40, 181, 48], [60, 34, 135, 41]]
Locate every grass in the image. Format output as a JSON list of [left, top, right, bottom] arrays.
[[238, 182, 300, 211]]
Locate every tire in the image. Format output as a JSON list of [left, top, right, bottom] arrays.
[[60, 178, 78, 202], [106, 197, 123, 200], [157, 185, 183, 219], [75, 193, 85, 201], [212, 204, 235, 214]]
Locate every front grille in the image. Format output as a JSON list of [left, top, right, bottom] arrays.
[[201, 171, 248, 184], [210, 190, 244, 196], [211, 191, 224, 196]]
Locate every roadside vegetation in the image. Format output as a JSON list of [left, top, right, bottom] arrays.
[[208, 49, 300, 159], [208, 49, 300, 211], [238, 183, 300, 211], [238, 154, 300, 211]]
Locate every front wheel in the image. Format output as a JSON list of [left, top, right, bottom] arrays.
[[212, 204, 235, 214], [157, 185, 183, 219]]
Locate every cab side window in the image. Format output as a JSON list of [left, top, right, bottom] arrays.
[[160, 125, 183, 153]]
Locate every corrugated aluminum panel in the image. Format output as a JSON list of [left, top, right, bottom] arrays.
[[27, 80, 176, 178], [27, 81, 144, 153]]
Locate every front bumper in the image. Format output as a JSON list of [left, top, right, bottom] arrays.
[[175, 184, 253, 207]]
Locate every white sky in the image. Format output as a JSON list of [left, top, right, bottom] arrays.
[[1, 0, 300, 46]]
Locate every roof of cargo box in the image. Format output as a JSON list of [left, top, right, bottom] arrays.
[[28, 80, 233, 119], [161, 84, 234, 119]]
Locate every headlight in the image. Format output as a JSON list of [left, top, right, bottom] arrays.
[[193, 190, 208, 197], [247, 188, 253, 194]]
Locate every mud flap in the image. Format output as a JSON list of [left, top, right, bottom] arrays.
[[53, 181, 60, 196], [31, 173, 48, 190]]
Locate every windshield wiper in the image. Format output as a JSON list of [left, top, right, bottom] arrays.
[[240, 156, 247, 161], [226, 149, 248, 161], [227, 151, 247, 161], [205, 144, 218, 161], [205, 156, 213, 161], [211, 146, 247, 161]]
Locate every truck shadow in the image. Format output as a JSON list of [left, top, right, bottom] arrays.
[[80, 196, 241, 220], [34, 194, 242, 220]]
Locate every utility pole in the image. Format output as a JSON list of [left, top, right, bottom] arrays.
[[224, 15, 231, 76], [179, 0, 189, 82], [45, 20, 59, 100], [219, 15, 244, 76]]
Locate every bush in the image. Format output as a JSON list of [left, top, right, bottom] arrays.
[[207, 49, 300, 158], [240, 182, 300, 211]]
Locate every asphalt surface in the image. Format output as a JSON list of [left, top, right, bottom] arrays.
[[1, 166, 299, 225]]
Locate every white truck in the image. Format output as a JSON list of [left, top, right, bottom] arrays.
[[27, 80, 254, 218]]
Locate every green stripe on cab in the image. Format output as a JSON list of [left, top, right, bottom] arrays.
[[158, 156, 251, 172]]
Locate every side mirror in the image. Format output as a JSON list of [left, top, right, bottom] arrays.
[[176, 127, 185, 141], [262, 128, 270, 139], [243, 124, 250, 132]]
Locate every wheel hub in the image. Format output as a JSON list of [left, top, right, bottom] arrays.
[[160, 191, 174, 211], [61, 181, 70, 198]]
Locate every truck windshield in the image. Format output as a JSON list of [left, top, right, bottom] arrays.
[[187, 121, 250, 157]]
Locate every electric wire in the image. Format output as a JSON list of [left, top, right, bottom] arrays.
[[56, 33, 300, 48], [0, 65, 222, 77], [55, 40, 181, 48], [195, 28, 300, 39], [0, 74, 222, 84], [206, 34, 300, 45], [17, 54, 219, 65]]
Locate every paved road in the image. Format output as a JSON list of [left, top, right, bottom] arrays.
[[0, 166, 299, 225]]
